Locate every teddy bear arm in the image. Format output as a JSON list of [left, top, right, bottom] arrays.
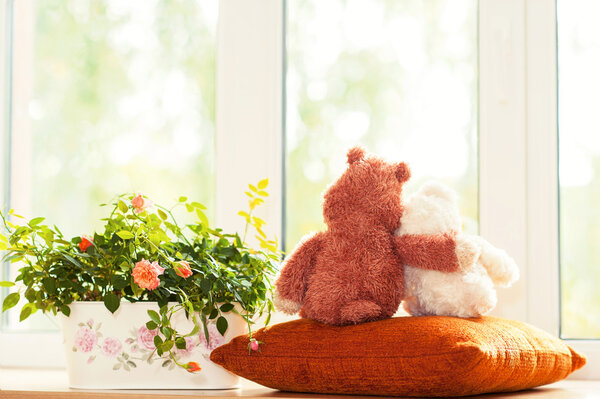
[[394, 233, 460, 272], [275, 231, 324, 306]]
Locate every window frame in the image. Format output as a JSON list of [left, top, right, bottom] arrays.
[[480, 0, 598, 379], [1, 0, 598, 379]]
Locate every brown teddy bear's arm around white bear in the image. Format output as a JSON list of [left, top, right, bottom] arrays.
[[274, 231, 324, 315], [393, 233, 461, 272]]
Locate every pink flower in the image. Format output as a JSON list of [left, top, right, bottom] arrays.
[[198, 324, 224, 351], [250, 340, 260, 352], [131, 193, 153, 214], [176, 336, 196, 358], [74, 326, 98, 353], [132, 259, 164, 290], [100, 337, 123, 358], [137, 325, 158, 350], [174, 261, 193, 278], [79, 235, 93, 252]]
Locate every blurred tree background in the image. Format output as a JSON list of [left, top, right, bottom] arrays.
[[285, 0, 479, 249], [25, 0, 217, 236], [4, 0, 217, 330], [558, 0, 600, 339]]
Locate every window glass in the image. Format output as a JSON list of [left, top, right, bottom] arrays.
[[286, 0, 478, 249], [558, 0, 600, 339], [2, 0, 217, 331]]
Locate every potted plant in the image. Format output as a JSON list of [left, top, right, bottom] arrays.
[[0, 180, 279, 389]]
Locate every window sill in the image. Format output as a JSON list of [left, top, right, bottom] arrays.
[[0, 368, 599, 399]]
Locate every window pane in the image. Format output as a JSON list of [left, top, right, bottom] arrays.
[[2, 0, 217, 331], [286, 0, 478, 249], [558, 0, 600, 339]]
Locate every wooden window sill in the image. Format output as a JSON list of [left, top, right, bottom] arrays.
[[0, 368, 599, 398]]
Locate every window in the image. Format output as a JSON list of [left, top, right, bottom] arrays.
[[0, 0, 283, 367], [558, 0, 600, 339], [1, 0, 599, 379], [1, 0, 218, 353], [286, 0, 478, 249]]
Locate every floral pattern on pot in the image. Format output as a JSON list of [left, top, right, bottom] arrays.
[[71, 318, 224, 372]]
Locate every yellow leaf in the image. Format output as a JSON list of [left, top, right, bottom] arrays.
[[257, 178, 269, 189]]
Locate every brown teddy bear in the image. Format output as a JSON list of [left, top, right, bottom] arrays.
[[275, 147, 476, 326]]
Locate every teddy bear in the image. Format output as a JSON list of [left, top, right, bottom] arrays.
[[274, 147, 481, 326], [397, 181, 520, 318]]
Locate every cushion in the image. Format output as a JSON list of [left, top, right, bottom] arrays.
[[210, 316, 585, 397]]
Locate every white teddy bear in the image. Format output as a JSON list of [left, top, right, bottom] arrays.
[[396, 181, 519, 318]]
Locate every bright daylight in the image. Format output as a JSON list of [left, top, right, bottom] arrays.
[[0, 0, 599, 397]]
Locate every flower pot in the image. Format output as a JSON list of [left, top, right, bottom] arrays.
[[60, 302, 247, 389]]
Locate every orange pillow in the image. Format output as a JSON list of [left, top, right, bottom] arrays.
[[210, 316, 585, 397]]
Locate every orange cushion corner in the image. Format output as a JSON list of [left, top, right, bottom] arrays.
[[210, 316, 585, 397]]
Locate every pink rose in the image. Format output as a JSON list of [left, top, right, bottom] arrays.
[[176, 336, 196, 358], [198, 324, 224, 351], [137, 325, 158, 350], [100, 337, 123, 358], [74, 326, 98, 353], [174, 261, 193, 278], [250, 340, 259, 352], [131, 193, 153, 214], [132, 259, 164, 290]]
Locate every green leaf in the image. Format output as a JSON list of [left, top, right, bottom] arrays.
[[191, 202, 207, 210], [175, 337, 187, 349], [209, 308, 218, 319], [200, 279, 212, 294], [42, 277, 56, 295], [103, 293, 120, 313], [113, 277, 128, 290], [178, 196, 187, 202], [118, 200, 128, 213], [2, 292, 20, 313], [157, 209, 168, 221], [147, 310, 161, 324], [220, 303, 234, 313], [61, 253, 83, 268], [257, 178, 269, 189], [196, 209, 210, 230], [216, 316, 228, 336], [154, 335, 163, 348], [146, 321, 158, 330], [0, 281, 15, 288], [161, 326, 173, 340], [60, 305, 71, 317], [28, 217, 45, 226], [161, 340, 174, 352], [116, 231, 134, 240], [19, 304, 32, 321]]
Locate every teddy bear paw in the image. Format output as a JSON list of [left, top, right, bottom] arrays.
[[455, 235, 481, 271], [486, 251, 520, 287], [273, 290, 302, 315]]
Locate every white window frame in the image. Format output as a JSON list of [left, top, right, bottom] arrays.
[[480, 0, 598, 379], [2, 0, 598, 379]]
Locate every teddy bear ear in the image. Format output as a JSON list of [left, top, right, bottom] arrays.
[[347, 146, 366, 165], [395, 162, 411, 183]]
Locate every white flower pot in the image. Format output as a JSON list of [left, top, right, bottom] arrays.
[[60, 302, 247, 389]]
